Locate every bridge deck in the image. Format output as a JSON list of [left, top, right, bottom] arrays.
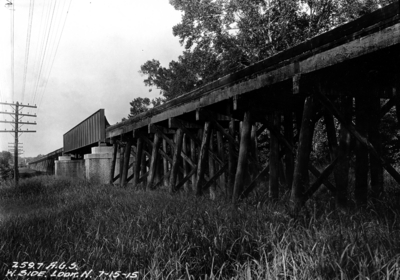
[[106, 3, 400, 138]]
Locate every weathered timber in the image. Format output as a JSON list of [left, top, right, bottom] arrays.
[[369, 94, 384, 199], [190, 138, 197, 186], [163, 139, 168, 187], [121, 138, 133, 187], [395, 86, 400, 123], [284, 111, 294, 189], [152, 124, 195, 167], [169, 117, 201, 129], [133, 137, 143, 189], [119, 144, 125, 185], [209, 130, 216, 199], [316, 93, 400, 191], [148, 124, 175, 135], [240, 164, 269, 200], [174, 166, 197, 192], [304, 157, 339, 202], [355, 95, 369, 205], [182, 134, 190, 192], [195, 122, 212, 196], [172, 117, 224, 166], [291, 96, 315, 208], [196, 108, 230, 121], [380, 95, 397, 118], [324, 112, 338, 162], [227, 114, 237, 199], [217, 130, 226, 194], [137, 129, 175, 166], [109, 142, 118, 184], [233, 111, 252, 204], [169, 128, 184, 193], [336, 95, 352, 209], [140, 146, 147, 188], [147, 132, 162, 190], [269, 112, 280, 200], [203, 162, 228, 192]]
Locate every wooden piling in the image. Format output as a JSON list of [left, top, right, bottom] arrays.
[[190, 138, 197, 187], [269, 112, 280, 200], [355, 95, 369, 205], [291, 96, 315, 209], [121, 138, 132, 187], [195, 122, 212, 196], [209, 130, 216, 199], [119, 144, 125, 185], [216, 131, 226, 194], [147, 132, 162, 190], [163, 139, 168, 187], [335, 95, 352, 209], [182, 134, 190, 192], [228, 110, 236, 200], [369, 94, 383, 199], [133, 137, 143, 189], [109, 142, 118, 184], [284, 111, 294, 189], [233, 111, 252, 204], [169, 128, 184, 193]]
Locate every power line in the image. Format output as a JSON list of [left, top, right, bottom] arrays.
[[21, 0, 36, 103], [33, 0, 58, 104], [10, 0, 15, 101], [38, 0, 73, 108]]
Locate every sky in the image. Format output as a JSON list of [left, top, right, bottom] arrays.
[[0, 0, 183, 157]]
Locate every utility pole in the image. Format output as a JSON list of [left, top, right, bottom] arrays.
[[0, 101, 36, 186]]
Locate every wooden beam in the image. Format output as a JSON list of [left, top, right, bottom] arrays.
[[169, 128, 184, 193], [196, 108, 230, 121], [380, 95, 397, 118], [190, 138, 197, 186], [163, 139, 168, 187], [148, 124, 175, 134], [169, 117, 201, 129], [109, 143, 118, 185], [182, 134, 191, 192], [171, 117, 224, 166], [355, 95, 369, 205], [369, 94, 384, 199], [335, 95, 352, 209], [283, 111, 294, 189], [216, 130, 226, 194], [151, 124, 195, 167], [240, 164, 269, 200], [119, 144, 125, 185], [209, 130, 216, 199], [195, 122, 212, 196], [304, 157, 338, 201], [233, 111, 252, 204], [316, 93, 400, 191], [202, 162, 228, 192], [269, 112, 280, 200], [121, 138, 133, 187], [147, 132, 162, 190], [228, 108, 236, 200], [291, 96, 315, 209], [174, 166, 197, 192]]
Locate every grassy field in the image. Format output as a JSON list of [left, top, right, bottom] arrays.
[[0, 176, 400, 279]]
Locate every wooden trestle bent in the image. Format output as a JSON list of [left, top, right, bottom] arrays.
[[106, 3, 400, 209]]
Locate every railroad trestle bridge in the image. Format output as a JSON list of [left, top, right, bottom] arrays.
[[32, 3, 400, 208], [106, 4, 400, 208]]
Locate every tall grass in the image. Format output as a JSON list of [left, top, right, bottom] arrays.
[[0, 175, 399, 279]]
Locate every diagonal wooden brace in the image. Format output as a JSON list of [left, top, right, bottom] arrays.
[[316, 92, 400, 186]]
